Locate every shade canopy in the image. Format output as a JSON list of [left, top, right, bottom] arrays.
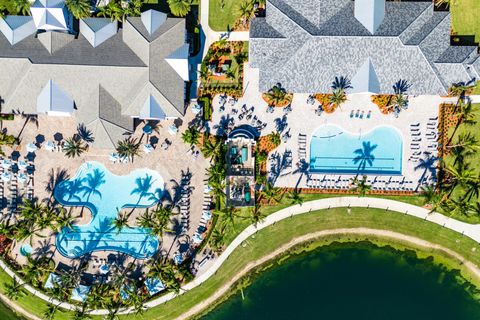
[[37, 80, 74, 115], [139, 95, 166, 120], [44, 273, 61, 289], [165, 43, 190, 81], [71, 285, 90, 302], [30, 0, 69, 31], [145, 278, 165, 296], [0, 16, 36, 45], [141, 9, 166, 35]]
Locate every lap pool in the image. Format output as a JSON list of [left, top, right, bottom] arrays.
[[310, 125, 403, 175], [54, 161, 163, 259]]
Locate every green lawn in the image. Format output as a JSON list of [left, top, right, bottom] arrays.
[[1, 201, 480, 319], [451, 0, 480, 43], [208, 0, 239, 31]]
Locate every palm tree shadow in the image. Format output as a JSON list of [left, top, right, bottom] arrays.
[[130, 174, 155, 205], [414, 152, 437, 191], [213, 115, 234, 137], [353, 141, 377, 175], [46, 168, 70, 200], [82, 168, 105, 202]]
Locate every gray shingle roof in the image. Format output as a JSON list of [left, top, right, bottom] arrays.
[[0, 12, 187, 148], [250, 0, 479, 95]]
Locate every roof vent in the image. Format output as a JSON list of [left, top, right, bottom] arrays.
[[354, 0, 385, 34]]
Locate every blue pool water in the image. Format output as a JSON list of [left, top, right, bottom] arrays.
[[310, 125, 403, 175], [54, 161, 163, 259]]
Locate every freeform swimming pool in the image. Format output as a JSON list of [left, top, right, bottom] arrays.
[[310, 125, 403, 175], [54, 161, 163, 259]]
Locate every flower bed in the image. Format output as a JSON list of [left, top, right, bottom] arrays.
[[261, 93, 293, 107], [371, 94, 394, 114], [314, 94, 338, 113]]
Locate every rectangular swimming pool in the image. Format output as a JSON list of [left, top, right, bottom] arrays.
[[310, 125, 403, 175]]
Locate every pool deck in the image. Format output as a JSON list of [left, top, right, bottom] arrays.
[[3, 111, 210, 270], [210, 64, 458, 191]]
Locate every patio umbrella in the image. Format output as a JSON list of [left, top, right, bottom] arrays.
[[168, 125, 178, 135], [44, 140, 55, 151], [191, 103, 202, 114], [142, 125, 153, 135], [192, 233, 203, 244], [143, 144, 154, 154], [1, 172, 11, 182], [17, 173, 28, 184], [17, 160, 28, 170], [26, 143, 37, 153], [173, 253, 183, 265], [1, 159, 12, 169], [145, 278, 165, 296], [99, 264, 109, 275], [109, 153, 119, 162]]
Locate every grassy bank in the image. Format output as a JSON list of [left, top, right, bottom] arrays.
[[451, 0, 480, 43], [208, 0, 239, 31], [2, 202, 480, 319]]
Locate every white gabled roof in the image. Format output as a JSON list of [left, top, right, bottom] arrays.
[[165, 43, 190, 81], [354, 0, 385, 34], [80, 18, 117, 47], [0, 16, 36, 45], [139, 95, 166, 120], [30, 0, 69, 31], [351, 57, 380, 94], [37, 79, 74, 115], [141, 9, 167, 35]]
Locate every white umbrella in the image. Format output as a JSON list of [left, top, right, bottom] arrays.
[[168, 125, 178, 135], [17, 160, 28, 170], [109, 153, 119, 162], [44, 140, 55, 151], [192, 232, 203, 244], [17, 173, 27, 184], [1, 159, 12, 169], [1, 172, 11, 182], [143, 144, 154, 154], [26, 143, 37, 153]]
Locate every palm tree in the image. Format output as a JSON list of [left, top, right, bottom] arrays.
[[237, 0, 254, 26], [206, 164, 225, 185], [111, 211, 130, 233], [0, 132, 17, 156], [442, 198, 474, 217], [167, 0, 192, 17], [248, 204, 265, 227], [127, 0, 142, 16], [268, 131, 281, 146], [390, 93, 408, 112], [63, 137, 87, 158], [201, 136, 225, 162], [331, 76, 352, 91], [65, 0, 91, 19], [217, 206, 239, 231], [209, 228, 225, 252], [264, 84, 290, 106], [76, 123, 95, 144], [420, 185, 442, 209], [181, 127, 200, 146], [43, 303, 60, 320], [13, 0, 31, 15], [463, 176, 480, 202], [116, 137, 141, 162], [353, 141, 377, 176], [350, 175, 371, 197], [286, 189, 304, 206], [449, 81, 474, 98], [443, 163, 475, 197], [4, 278, 26, 300], [434, 0, 450, 7], [329, 88, 347, 107], [260, 181, 280, 204]]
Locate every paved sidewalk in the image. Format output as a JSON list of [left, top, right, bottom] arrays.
[[4, 196, 480, 315]]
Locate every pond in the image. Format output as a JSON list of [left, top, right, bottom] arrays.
[[202, 243, 480, 319]]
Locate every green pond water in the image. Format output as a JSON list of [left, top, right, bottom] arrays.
[[202, 243, 480, 320]]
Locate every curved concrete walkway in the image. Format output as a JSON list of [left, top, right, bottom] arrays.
[[3, 197, 480, 316]]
